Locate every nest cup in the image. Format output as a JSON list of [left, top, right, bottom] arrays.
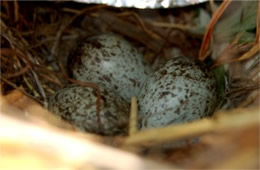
[[0, 1, 259, 169]]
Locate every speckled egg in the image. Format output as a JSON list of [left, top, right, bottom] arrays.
[[68, 33, 152, 103], [138, 56, 217, 129], [48, 84, 130, 136]]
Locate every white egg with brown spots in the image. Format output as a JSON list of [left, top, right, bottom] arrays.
[[48, 84, 130, 136], [138, 56, 217, 129], [68, 33, 152, 103]]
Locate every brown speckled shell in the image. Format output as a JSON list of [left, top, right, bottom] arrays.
[[68, 33, 152, 103], [48, 85, 130, 136], [138, 56, 217, 129]]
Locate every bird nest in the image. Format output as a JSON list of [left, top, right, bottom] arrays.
[[0, 1, 259, 169]]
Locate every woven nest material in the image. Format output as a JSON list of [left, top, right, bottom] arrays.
[[0, 1, 259, 169]]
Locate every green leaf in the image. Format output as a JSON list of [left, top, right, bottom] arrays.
[[214, 1, 257, 43]]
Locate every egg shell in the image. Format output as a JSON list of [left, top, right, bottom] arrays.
[[48, 84, 130, 136], [68, 33, 152, 103], [138, 56, 217, 129]]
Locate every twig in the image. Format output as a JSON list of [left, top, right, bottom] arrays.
[[151, 22, 192, 31], [129, 97, 138, 136], [42, 84, 56, 94], [0, 48, 33, 66], [0, 77, 43, 105], [23, 76, 40, 98], [62, 7, 81, 14], [238, 91, 259, 108], [14, 0, 19, 23], [2, 62, 30, 79], [226, 84, 259, 96], [237, 44, 260, 61], [27, 35, 79, 49], [30, 69, 48, 108], [124, 108, 259, 147], [38, 73, 63, 87]]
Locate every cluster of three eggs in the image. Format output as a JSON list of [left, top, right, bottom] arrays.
[[48, 33, 217, 136]]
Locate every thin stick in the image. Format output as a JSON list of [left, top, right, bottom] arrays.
[[0, 77, 43, 105], [151, 22, 191, 31], [14, 0, 19, 23], [237, 44, 260, 61], [2, 63, 30, 78], [0, 48, 33, 66], [38, 73, 63, 87], [31, 69, 48, 107], [239, 91, 259, 108], [129, 97, 138, 136], [62, 7, 81, 14], [124, 108, 259, 147], [23, 76, 40, 98]]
